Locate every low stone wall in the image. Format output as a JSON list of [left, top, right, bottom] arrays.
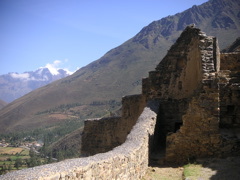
[[82, 94, 146, 156], [81, 117, 122, 156], [1, 101, 159, 180], [220, 53, 240, 71]]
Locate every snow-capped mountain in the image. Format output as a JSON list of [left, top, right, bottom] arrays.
[[0, 67, 73, 102]]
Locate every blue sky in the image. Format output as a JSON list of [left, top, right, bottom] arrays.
[[0, 0, 208, 75]]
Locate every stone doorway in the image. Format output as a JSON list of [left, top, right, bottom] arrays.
[[149, 100, 187, 164], [149, 110, 167, 164]]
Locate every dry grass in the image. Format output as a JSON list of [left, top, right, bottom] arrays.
[[0, 156, 8, 161], [0, 147, 24, 155], [183, 164, 202, 179]]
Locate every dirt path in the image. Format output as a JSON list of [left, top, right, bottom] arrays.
[[142, 157, 240, 180], [142, 166, 183, 180]]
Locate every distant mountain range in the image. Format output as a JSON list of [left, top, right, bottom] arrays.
[[0, 67, 72, 103], [0, 0, 239, 134]]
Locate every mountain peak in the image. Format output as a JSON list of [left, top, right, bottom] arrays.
[[0, 67, 72, 102], [38, 64, 73, 76], [40, 65, 59, 76]]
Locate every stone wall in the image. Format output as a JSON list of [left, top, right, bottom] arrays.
[[164, 28, 222, 163], [81, 117, 122, 156], [0, 101, 159, 180], [219, 53, 240, 127], [141, 27, 220, 162], [143, 26, 239, 163], [220, 53, 240, 71], [218, 52, 240, 157], [166, 91, 221, 163], [157, 28, 239, 163], [143, 27, 204, 100], [54, 26, 239, 168], [82, 94, 146, 156]]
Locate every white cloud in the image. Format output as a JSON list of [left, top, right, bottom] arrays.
[[43, 59, 74, 75], [45, 60, 61, 75], [63, 68, 74, 75], [10, 73, 30, 79], [10, 73, 37, 81], [10, 60, 75, 81]]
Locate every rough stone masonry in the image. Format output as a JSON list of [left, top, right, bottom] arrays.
[[83, 26, 240, 164], [142, 26, 240, 163], [1, 26, 239, 179]]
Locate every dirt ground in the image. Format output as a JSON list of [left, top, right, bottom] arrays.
[[142, 156, 240, 180], [143, 166, 183, 180]]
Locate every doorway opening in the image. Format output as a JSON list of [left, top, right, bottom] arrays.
[[149, 99, 187, 165], [174, 122, 183, 132]]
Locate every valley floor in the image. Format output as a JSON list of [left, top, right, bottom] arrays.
[[142, 156, 240, 180]]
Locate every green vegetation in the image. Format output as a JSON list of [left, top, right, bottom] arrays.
[[35, 100, 121, 117], [53, 148, 78, 161], [0, 118, 85, 175], [0, 146, 56, 175], [0, 102, 113, 174], [0, 118, 84, 146], [183, 163, 202, 179], [35, 103, 83, 115], [0, 147, 30, 174]]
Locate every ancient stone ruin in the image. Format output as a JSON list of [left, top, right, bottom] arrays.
[[82, 26, 240, 163], [1, 26, 239, 179]]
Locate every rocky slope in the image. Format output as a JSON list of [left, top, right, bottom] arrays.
[[222, 37, 240, 53], [0, 99, 7, 110], [0, 0, 239, 133]]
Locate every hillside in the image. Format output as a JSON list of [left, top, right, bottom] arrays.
[[0, 99, 7, 110], [49, 127, 84, 160], [0, 0, 240, 133], [222, 37, 240, 52]]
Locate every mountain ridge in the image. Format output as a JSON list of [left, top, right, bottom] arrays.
[[0, 0, 239, 133], [222, 37, 240, 52], [0, 67, 72, 102], [0, 99, 7, 110]]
